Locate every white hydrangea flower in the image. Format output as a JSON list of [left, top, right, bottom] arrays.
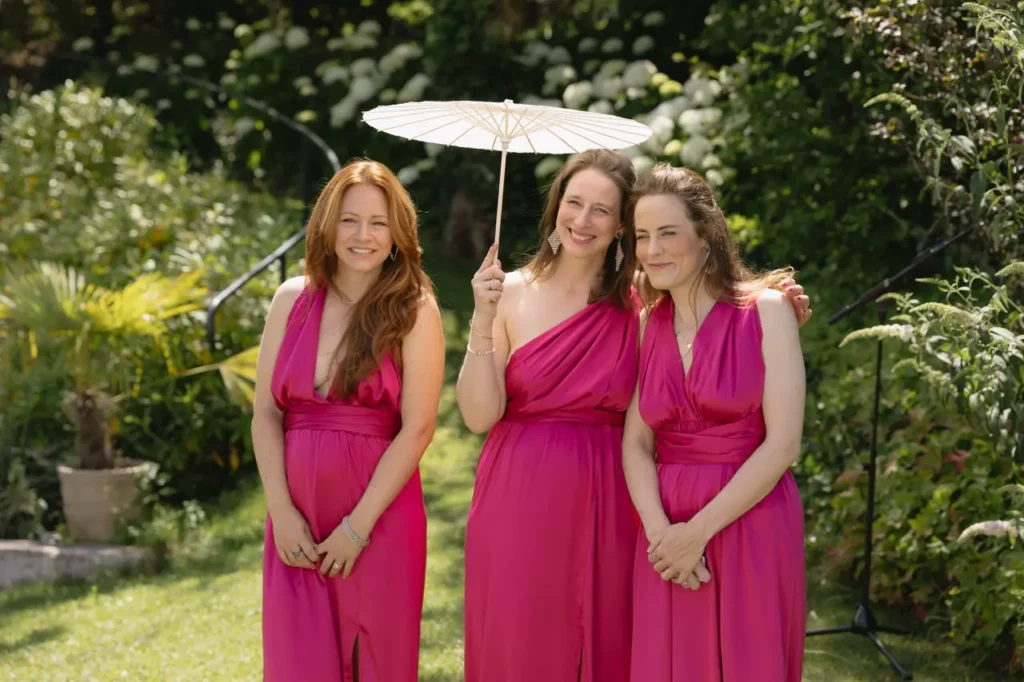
[[234, 117, 256, 136], [599, 59, 627, 77], [379, 89, 397, 104], [219, 16, 236, 31], [398, 73, 431, 102], [234, 24, 252, 39], [678, 109, 705, 135], [643, 11, 666, 27], [517, 42, 550, 67], [593, 75, 622, 100], [633, 155, 655, 175], [330, 98, 358, 128], [643, 116, 676, 153], [701, 107, 723, 126], [358, 20, 382, 36], [522, 95, 563, 107], [632, 36, 655, 55], [379, 43, 423, 78], [562, 81, 594, 109], [350, 58, 378, 78], [705, 169, 724, 187], [321, 64, 349, 85], [415, 158, 436, 171], [535, 156, 564, 178], [425, 143, 444, 158], [183, 54, 205, 68], [680, 135, 713, 166], [587, 100, 614, 115], [547, 46, 572, 64], [285, 26, 310, 50], [245, 33, 280, 59], [601, 37, 624, 54], [186, 18, 202, 31], [701, 153, 722, 168], [72, 37, 94, 52], [397, 166, 420, 185], [133, 55, 159, 72], [327, 37, 346, 51], [544, 65, 577, 95], [578, 37, 598, 53], [663, 139, 682, 157], [349, 76, 378, 103], [626, 87, 646, 100], [156, 98, 172, 111], [293, 76, 313, 89], [343, 34, 378, 51], [622, 60, 657, 88]]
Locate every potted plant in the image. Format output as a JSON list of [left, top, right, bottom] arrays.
[[0, 263, 255, 543]]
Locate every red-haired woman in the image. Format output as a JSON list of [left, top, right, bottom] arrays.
[[252, 159, 444, 681], [625, 164, 807, 681]]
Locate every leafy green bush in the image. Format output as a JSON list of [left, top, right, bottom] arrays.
[[0, 83, 296, 538], [798, 2, 1024, 670]]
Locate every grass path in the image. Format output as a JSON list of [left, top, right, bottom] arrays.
[[0, 260, 1006, 681]]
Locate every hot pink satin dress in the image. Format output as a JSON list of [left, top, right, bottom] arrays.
[[262, 287, 427, 682], [464, 299, 641, 682], [630, 297, 806, 682]]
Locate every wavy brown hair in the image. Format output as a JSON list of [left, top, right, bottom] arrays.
[[522, 149, 637, 310], [629, 163, 794, 309], [304, 159, 434, 398]]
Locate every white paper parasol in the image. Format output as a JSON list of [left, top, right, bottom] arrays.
[[361, 99, 652, 248]]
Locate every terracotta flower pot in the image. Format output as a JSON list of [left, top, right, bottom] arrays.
[[57, 459, 157, 543]]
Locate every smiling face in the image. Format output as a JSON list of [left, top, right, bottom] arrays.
[[634, 193, 708, 292], [334, 183, 394, 273], [554, 168, 623, 260]]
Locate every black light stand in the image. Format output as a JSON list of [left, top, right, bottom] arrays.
[[806, 225, 974, 681]]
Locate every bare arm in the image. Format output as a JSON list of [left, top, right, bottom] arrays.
[[251, 277, 320, 566], [251, 277, 304, 519], [622, 315, 670, 542], [455, 245, 512, 434], [347, 295, 445, 538], [689, 290, 806, 541]]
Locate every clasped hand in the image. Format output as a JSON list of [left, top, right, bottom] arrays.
[[647, 521, 712, 590]]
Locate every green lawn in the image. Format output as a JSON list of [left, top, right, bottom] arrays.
[[0, 265, 1007, 681]]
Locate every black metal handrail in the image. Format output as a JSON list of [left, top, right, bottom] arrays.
[[46, 50, 342, 353]]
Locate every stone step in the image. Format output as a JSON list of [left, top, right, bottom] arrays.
[[0, 540, 155, 590]]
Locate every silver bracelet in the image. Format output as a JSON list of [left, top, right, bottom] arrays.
[[342, 515, 370, 548]]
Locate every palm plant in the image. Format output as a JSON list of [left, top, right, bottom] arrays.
[[0, 263, 257, 470]]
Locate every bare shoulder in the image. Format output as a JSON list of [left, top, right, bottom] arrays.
[[415, 290, 442, 323], [755, 289, 798, 335], [272, 276, 307, 307], [503, 268, 528, 291]]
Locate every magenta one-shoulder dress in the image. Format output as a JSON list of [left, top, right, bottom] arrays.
[[464, 299, 641, 682], [262, 287, 427, 682], [630, 297, 806, 682]]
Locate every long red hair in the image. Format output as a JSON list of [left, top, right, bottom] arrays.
[[304, 159, 433, 398]]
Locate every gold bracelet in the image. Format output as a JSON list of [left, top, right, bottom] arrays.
[[467, 341, 495, 356], [469, 318, 493, 340]]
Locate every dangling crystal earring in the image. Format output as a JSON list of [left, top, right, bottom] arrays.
[[390, 246, 398, 261], [547, 229, 562, 255], [614, 236, 624, 272]]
